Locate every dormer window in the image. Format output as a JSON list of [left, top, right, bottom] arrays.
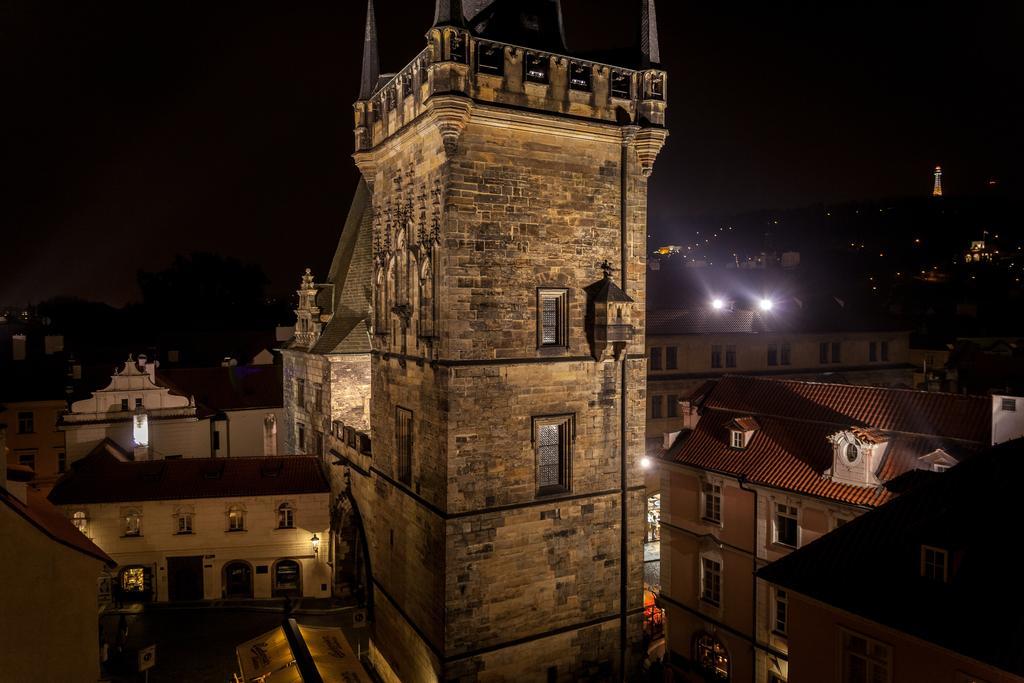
[[727, 417, 759, 449], [845, 443, 860, 464], [828, 428, 888, 488], [921, 545, 948, 582]]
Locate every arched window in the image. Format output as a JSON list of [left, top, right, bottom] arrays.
[[277, 502, 295, 529], [227, 505, 246, 532], [693, 632, 730, 680], [123, 508, 142, 537], [71, 510, 88, 535], [845, 443, 860, 463]]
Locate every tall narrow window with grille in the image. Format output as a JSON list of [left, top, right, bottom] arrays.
[[538, 289, 568, 348], [396, 407, 413, 486], [535, 415, 573, 496]]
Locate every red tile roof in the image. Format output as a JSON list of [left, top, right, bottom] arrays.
[[729, 416, 760, 432], [666, 376, 990, 507], [701, 376, 990, 442], [1, 486, 115, 567], [49, 448, 329, 505]]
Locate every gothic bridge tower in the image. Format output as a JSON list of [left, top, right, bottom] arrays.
[[345, 0, 669, 679]]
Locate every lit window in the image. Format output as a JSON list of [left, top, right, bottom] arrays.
[[694, 632, 729, 680], [921, 545, 948, 582], [17, 411, 34, 434], [176, 509, 194, 534], [277, 503, 295, 529], [841, 630, 891, 683], [775, 503, 798, 548], [538, 289, 569, 348], [700, 556, 722, 606], [730, 430, 746, 449], [524, 53, 550, 84], [702, 482, 722, 523], [71, 510, 88, 535], [123, 508, 142, 537], [774, 588, 788, 635], [121, 567, 148, 594], [396, 407, 414, 486], [535, 415, 573, 495], [568, 62, 592, 91], [227, 506, 246, 532], [1002, 397, 1017, 412]]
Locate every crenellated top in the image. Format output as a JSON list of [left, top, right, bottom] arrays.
[[353, 26, 667, 155]]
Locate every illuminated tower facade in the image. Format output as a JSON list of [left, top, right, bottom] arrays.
[[933, 165, 943, 197], [335, 0, 668, 680]]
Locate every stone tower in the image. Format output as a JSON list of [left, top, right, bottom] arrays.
[[295, 0, 668, 680]]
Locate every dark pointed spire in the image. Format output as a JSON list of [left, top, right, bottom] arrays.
[[640, 0, 661, 68], [434, 0, 466, 27], [359, 0, 380, 101]]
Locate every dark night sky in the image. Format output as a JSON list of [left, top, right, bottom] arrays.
[[1, 1, 1020, 305]]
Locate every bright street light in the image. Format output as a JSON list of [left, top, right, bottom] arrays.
[[711, 298, 725, 310], [759, 298, 774, 311]]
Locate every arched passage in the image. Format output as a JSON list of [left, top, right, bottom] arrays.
[[330, 491, 373, 613]]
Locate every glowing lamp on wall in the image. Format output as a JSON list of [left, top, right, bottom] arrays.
[[311, 534, 320, 558], [133, 408, 149, 447]]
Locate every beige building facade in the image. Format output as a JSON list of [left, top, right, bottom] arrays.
[[1, 398, 67, 490], [655, 377, 1003, 683]]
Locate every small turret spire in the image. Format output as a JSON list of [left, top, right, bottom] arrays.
[[640, 0, 661, 68], [359, 0, 380, 101], [434, 0, 466, 27]]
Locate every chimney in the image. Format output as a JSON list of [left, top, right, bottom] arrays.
[[12, 334, 26, 361], [680, 399, 700, 431], [992, 394, 1024, 445], [138, 354, 158, 381], [0, 425, 29, 505]]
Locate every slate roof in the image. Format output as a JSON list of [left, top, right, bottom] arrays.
[[464, 0, 567, 53], [758, 439, 1024, 677], [665, 376, 991, 507], [309, 180, 374, 355], [156, 365, 282, 412], [49, 448, 329, 505], [2, 484, 115, 567]]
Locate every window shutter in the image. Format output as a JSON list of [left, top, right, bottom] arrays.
[[538, 423, 562, 489], [541, 297, 559, 345]]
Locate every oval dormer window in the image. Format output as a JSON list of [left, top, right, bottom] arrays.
[[845, 443, 859, 463]]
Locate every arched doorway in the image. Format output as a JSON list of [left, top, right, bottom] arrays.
[[330, 491, 372, 610], [272, 560, 302, 598], [223, 561, 253, 599]]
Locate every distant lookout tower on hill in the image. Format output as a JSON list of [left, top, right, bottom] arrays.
[[933, 165, 943, 197]]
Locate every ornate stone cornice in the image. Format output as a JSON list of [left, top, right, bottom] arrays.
[[426, 95, 473, 157]]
